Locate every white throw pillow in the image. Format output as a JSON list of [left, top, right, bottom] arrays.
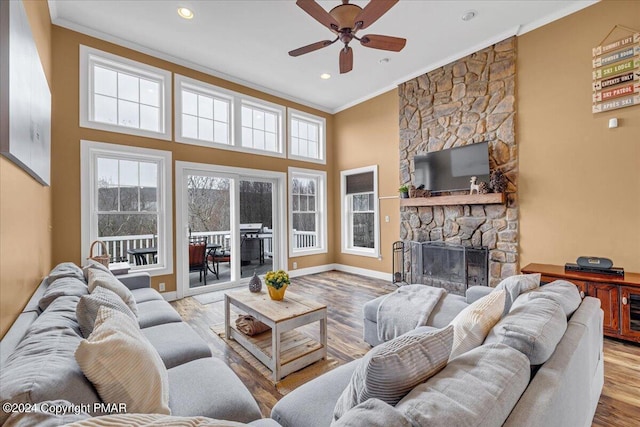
[[76, 286, 137, 338], [75, 306, 170, 415], [88, 269, 138, 316], [494, 273, 541, 316], [332, 325, 453, 422], [449, 289, 505, 360]]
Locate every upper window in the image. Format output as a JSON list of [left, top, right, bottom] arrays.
[[80, 45, 172, 140], [175, 75, 232, 146], [341, 166, 379, 257], [81, 140, 173, 276], [288, 109, 326, 164], [175, 74, 285, 157], [289, 168, 327, 256]]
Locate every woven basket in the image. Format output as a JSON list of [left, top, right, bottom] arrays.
[[88, 240, 110, 267]]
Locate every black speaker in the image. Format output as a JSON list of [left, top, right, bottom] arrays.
[[576, 256, 613, 270]]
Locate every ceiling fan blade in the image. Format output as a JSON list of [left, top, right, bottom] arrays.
[[289, 39, 336, 57], [360, 34, 406, 52], [296, 0, 340, 32], [339, 46, 353, 74], [354, 0, 399, 30]]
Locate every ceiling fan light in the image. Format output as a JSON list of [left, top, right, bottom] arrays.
[[329, 4, 363, 30], [177, 7, 194, 20]]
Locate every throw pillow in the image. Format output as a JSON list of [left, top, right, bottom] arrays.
[[88, 269, 138, 316], [39, 277, 89, 311], [75, 306, 170, 415], [449, 289, 505, 360], [331, 398, 412, 427], [76, 286, 137, 338], [494, 273, 541, 316], [332, 325, 453, 422], [511, 280, 581, 317], [48, 262, 85, 283], [484, 297, 567, 365], [82, 259, 114, 281]]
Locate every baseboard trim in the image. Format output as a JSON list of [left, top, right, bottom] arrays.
[[332, 264, 393, 282], [288, 264, 335, 278], [161, 291, 178, 302]]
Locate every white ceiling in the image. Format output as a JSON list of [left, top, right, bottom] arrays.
[[48, 0, 597, 113]]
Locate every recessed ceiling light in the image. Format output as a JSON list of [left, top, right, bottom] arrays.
[[379, 58, 390, 64], [461, 10, 477, 21], [320, 73, 331, 80], [177, 7, 194, 20]]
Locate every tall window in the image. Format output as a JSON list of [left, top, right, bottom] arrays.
[[176, 75, 232, 146], [289, 168, 327, 256], [288, 109, 326, 164], [341, 166, 379, 257], [80, 45, 171, 140], [81, 140, 173, 276]]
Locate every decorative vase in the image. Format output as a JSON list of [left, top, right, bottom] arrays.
[[267, 284, 288, 301], [248, 272, 262, 293], [400, 192, 409, 199]]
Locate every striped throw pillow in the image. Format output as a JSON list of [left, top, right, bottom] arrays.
[[75, 306, 170, 415], [449, 289, 506, 360], [88, 269, 138, 316], [333, 325, 453, 422], [76, 286, 137, 338]]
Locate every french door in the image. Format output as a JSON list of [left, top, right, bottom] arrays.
[[175, 162, 286, 297]]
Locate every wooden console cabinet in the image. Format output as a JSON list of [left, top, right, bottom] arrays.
[[522, 263, 640, 343]]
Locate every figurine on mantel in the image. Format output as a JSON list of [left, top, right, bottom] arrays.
[[409, 184, 431, 198], [469, 176, 480, 195]]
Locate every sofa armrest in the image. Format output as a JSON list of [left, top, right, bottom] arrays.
[[466, 286, 493, 304], [117, 272, 151, 290]]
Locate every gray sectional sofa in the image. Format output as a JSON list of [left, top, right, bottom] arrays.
[[272, 280, 605, 427], [0, 262, 266, 425]]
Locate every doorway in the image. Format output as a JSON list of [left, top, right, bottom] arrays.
[[175, 162, 286, 298]]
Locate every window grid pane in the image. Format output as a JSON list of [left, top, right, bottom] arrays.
[[180, 88, 230, 144], [242, 105, 278, 152], [291, 117, 321, 160], [292, 176, 319, 250]]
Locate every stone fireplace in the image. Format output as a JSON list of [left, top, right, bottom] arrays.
[[399, 37, 518, 286]]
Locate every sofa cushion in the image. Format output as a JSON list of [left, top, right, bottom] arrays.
[[75, 307, 170, 415], [396, 343, 530, 427], [333, 325, 453, 421], [168, 357, 262, 423], [137, 299, 183, 328], [39, 277, 89, 311], [271, 361, 359, 427], [142, 322, 212, 368], [131, 287, 165, 303], [449, 290, 505, 360], [88, 269, 138, 316], [48, 262, 85, 283], [332, 398, 412, 427], [0, 297, 101, 425], [511, 280, 581, 317], [82, 259, 114, 281], [494, 273, 541, 316], [485, 297, 567, 365], [76, 286, 137, 338]]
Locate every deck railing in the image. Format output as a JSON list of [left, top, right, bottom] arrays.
[[101, 229, 315, 264]]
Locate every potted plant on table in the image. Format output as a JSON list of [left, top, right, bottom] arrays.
[[399, 185, 410, 198], [265, 270, 291, 301]]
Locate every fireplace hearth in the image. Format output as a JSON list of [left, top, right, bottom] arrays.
[[410, 241, 488, 295]]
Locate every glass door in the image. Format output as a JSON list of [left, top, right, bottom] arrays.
[[176, 162, 285, 297]]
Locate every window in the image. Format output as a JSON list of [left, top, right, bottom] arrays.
[[81, 140, 173, 276], [341, 166, 379, 257], [289, 168, 327, 256], [175, 75, 232, 146], [80, 46, 172, 140], [288, 109, 326, 164], [175, 75, 285, 157]]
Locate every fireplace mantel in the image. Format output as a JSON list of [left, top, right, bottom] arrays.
[[400, 193, 505, 207]]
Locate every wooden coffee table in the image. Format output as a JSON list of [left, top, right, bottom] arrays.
[[224, 289, 327, 382]]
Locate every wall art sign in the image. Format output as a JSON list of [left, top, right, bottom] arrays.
[[592, 29, 640, 114], [0, 0, 52, 185]]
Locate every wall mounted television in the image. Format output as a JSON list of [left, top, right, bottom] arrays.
[[413, 142, 490, 193]]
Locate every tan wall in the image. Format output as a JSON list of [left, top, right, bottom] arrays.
[[0, 1, 53, 338], [333, 90, 400, 273], [518, 0, 640, 272], [51, 27, 334, 293]]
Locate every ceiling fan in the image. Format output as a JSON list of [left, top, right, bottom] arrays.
[[289, 0, 406, 74]]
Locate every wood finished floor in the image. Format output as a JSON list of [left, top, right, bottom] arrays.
[[172, 271, 640, 425]]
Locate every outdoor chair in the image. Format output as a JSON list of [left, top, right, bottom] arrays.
[[188, 237, 208, 285]]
